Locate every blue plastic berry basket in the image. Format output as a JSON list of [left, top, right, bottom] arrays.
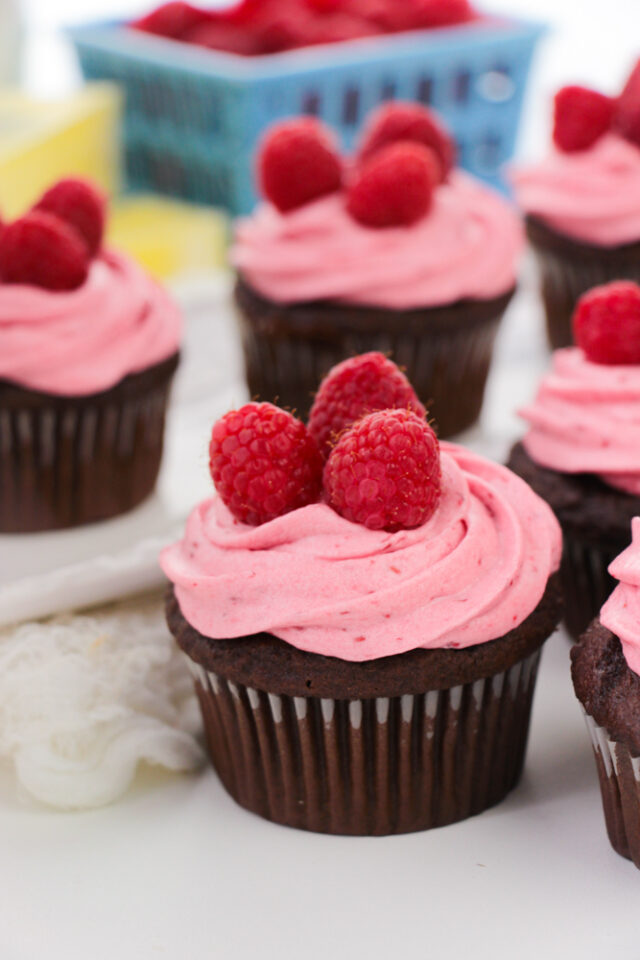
[[70, 15, 545, 215]]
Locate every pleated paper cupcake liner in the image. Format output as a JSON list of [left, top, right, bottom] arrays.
[[526, 223, 640, 350], [560, 533, 621, 641], [235, 279, 513, 439], [0, 354, 178, 533], [186, 649, 541, 835], [582, 712, 640, 868]]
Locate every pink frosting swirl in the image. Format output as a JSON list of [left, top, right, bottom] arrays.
[[520, 348, 640, 495], [511, 134, 640, 247], [231, 172, 522, 309], [0, 250, 182, 395], [601, 518, 640, 674], [160, 443, 561, 663]]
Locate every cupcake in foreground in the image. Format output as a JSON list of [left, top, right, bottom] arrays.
[[572, 519, 640, 868], [508, 281, 640, 639], [0, 178, 182, 533], [512, 61, 640, 349], [232, 102, 523, 438], [161, 353, 562, 835]]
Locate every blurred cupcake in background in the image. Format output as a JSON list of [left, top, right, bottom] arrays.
[[508, 281, 640, 639], [232, 102, 523, 438], [0, 178, 182, 533], [571, 519, 640, 869], [161, 353, 562, 835], [512, 59, 640, 349]]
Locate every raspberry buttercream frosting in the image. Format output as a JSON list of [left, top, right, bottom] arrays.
[[601, 518, 640, 674], [520, 348, 640, 495], [0, 250, 182, 395], [511, 135, 640, 248], [231, 172, 522, 309], [161, 443, 561, 663]]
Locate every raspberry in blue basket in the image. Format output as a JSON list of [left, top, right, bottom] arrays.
[[357, 101, 455, 182], [35, 178, 106, 258], [308, 352, 426, 458], [347, 142, 436, 228], [133, 2, 208, 39], [553, 86, 614, 153], [209, 403, 323, 526], [258, 118, 343, 212], [0, 211, 89, 291], [323, 408, 441, 531]]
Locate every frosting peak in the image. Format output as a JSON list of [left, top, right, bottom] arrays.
[[601, 518, 640, 674], [520, 348, 640, 494], [160, 443, 561, 663], [511, 134, 640, 247], [231, 172, 522, 309], [0, 250, 182, 395]]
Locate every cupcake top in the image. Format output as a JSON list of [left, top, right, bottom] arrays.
[[512, 67, 640, 248], [571, 519, 640, 752], [161, 354, 561, 663], [520, 282, 640, 495], [0, 178, 182, 396], [231, 104, 522, 310]]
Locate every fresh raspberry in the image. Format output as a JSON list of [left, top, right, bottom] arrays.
[[357, 102, 456, 182], [615, 59, 640, 147], [34, 178, 106, 258], [305, 0, 342, 12], [347, 142, 435, 228], [184, 19, 263, 54], [209, 402, 323, 525], [553, 86, 614, 153], [324, 409, 441, 531], [132, 2, 209, 39], [258, 118, 343, 212], [308, 352, 426, 457], [0, 211, 90, 291], [408, 0, 475, 27], [573, 282, 640, 366]]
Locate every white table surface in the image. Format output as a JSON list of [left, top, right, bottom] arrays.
[[1, 266, 638, 959]]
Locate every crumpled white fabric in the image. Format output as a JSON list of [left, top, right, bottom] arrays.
[[0, 594, 204, 810]]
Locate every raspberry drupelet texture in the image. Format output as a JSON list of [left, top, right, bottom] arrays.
[[35, 178, 107, 258], [258, 118, 343, 213], [552, 86, 614, 153], [0, 210, 89, 291], [323, 408, 441, 531], [573, 281, 640, 366], [347, 142, 436, 228], [357, 101, 455, 182], [308, 351, 426, 457], [209, 402, 323, 525]]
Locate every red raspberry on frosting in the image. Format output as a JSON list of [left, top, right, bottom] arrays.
[[0, 210, 90, 291], [615, 59, 640, 147], [35, 178, 107, 258], [308, 352, 426, 457], [324, 408, 441, 531], [552, 86, 614, 153], [209, 402, 323, 525], [357, 102, 455, 183], [573, 282, 640, 366], [258, 118, 343, 212], [347, 141, 436, 228]]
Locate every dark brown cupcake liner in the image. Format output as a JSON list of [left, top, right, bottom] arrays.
[[582, 712, 640, 868], [235, 277, 514, 439], [184, 647, 542, 835], [0, 353, 179, 533], [560, 534, 620, 641], [526, 216, 640, 350]]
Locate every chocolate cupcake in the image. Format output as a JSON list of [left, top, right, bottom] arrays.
[[0, 178, 182, 532], [512, 72, 640, 350], [161, 355, 562, 835], [507, 282, 640, 639], [571, 519, 640, 868], [232, 104, 522, 438]]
